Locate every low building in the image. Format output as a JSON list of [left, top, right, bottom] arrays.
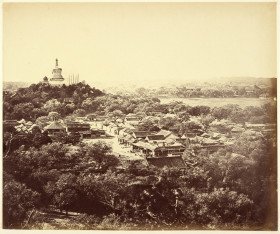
[[94, 116, 107, 122], [194, 138, 225, 154], [132, 141, 157, 156], [245, 85, 261, 96], [124, 117, 141, 126], [119, 128, 133, 137], [146, 156, 186, 168], [44, 121, 66, 136], [145, 135, 165, 144], [118, 134, 135, 145], [132, 131, 154, 140], [124, 113, 143, 126], [75, 117, 87, 122], [91, 129, 106, 138], [185, 129, 204, 138], [155, 143, 186, 157], [113, 126, 125, 135], [156, 129, 179, 141], [132, 141, 185, 157], [66, 122, 91, 139]]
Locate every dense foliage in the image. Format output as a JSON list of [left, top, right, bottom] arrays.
[[4, 82, 276, 126], [3, 136, 276, 230], [3, 82, 104, 121], [3, 82, 277, 230], [131, 79, 276, 98]]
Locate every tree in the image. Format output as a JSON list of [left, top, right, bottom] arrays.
[[35, 115, 51, 129], [138, 116, 160, 131], [48, 173, 79, 215], [230, 132, 263, 157], [211, 105, 241, 120], [136, 87, 148, 96], [73, 109, 86, 117], [159, 114, 179, 130], [32, 132, 52, 148], [64, 103, 76, 115], [48, 111, 61, 121], [11, 103, 34, 120], [76, 171, 130, 216], [194, 188, 253, 226], [3, 178, 40, 228], [82, 98, 94, 112], [200, 115, 215, 131], [5, 133, 32, 155], [31, 107, 48, 120], [190, 106, 210, 116], [51, 132, 80, 145], [107, 110, 125, 119], [43, 99, 63, 112], [83, 142, 119, 173]]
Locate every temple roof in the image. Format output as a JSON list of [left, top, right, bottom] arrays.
[[45, 121, 65, 130], [146, 135, 165, 141]]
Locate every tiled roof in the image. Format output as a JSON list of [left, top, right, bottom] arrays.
[[132, 141, 157, 151], [67, 122, 90, 128], [202, 138, 218, 145], [146, 135, 165, 141], [45, 121, 65, 130], [181, 134, 187, 139], [156, 130, 172, 138], [133, 131, 153, 138], [156, 142, 185, 150]]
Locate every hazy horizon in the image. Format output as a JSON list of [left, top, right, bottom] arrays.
[[3, 3, 276, 87]]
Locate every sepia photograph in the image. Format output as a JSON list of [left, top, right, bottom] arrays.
[[2, 1, 278, 231]]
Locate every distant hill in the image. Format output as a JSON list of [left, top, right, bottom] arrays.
[[215, 77, 276, 85], [3, 82, 31, 92]]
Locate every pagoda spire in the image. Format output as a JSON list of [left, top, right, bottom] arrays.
[[50, 58, 64, 83]]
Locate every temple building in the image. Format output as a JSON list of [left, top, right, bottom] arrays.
[[44, 121, 66, 136], [42, 76, 49, 84], [41, 59, 81, 86], [49, 58, 65, 85], [42, 59, 65, 85]]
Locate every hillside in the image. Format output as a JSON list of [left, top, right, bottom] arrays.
[[3, 82, 104, 121]]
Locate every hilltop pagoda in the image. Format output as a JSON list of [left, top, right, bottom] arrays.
[[49, 58, 65, 85]]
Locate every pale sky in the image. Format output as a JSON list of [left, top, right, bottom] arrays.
[[3, 3, 276, 88]]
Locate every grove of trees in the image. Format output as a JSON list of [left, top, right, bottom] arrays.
[[3, 82, 277, 230], [3, 136, 276, 229]]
